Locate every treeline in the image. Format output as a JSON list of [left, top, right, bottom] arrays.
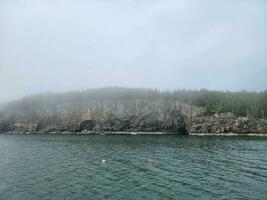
[[171, 89, 267, 118], [1, 87, 267, 119]]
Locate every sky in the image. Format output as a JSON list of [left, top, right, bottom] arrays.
[[0, 0, 267, 103]]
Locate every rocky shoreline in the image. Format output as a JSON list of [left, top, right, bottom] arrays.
[[1, 131, 267, 136], [189, 133, 267, 136], [0, 92, 266, 135], [1, 109, 266, 135], [1, 131, 178, 135], [187, 114, 267, 135]]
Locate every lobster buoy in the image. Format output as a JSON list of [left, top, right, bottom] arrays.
[[147, 159, 155, 164]]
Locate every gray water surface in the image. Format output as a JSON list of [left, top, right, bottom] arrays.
[[0, 134, 267, 200]]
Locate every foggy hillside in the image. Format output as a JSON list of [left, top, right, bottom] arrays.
[[1, 87, 266, 120]]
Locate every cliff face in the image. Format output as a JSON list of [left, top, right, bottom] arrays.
[[0, 102, 266, 134], [0, 101, 202, 134], [0, 88, 266, 135]]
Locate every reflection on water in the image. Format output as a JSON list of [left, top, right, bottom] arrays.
[[0, 134, 267, 200]]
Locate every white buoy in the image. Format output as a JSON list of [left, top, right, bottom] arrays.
[[102, 159, 106, 163]]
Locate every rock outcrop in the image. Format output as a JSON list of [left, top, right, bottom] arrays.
[[0, 103, 196, 134], [0, 88, 266, 135], [0, 103, 266, 135], [187, 113, 267, 135]]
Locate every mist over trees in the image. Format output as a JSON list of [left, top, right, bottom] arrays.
[[0, 87, 266, 121]]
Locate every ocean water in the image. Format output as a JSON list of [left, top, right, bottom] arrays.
[[0, 134, 267, 200]]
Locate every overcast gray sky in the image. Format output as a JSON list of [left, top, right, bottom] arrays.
[[0, 0, 266, 102]]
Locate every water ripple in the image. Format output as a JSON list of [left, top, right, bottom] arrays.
[[0, 134, 267, 200]]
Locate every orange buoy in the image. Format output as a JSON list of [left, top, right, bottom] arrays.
[[147, 159, 155, 164]]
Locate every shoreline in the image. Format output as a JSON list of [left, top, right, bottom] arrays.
[[0, 131, 179, 135], [1, 131, 266, 136], [189, 132, 267, 136]]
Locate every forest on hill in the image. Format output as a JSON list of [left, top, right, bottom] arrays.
[[1, 87, 266, 119]]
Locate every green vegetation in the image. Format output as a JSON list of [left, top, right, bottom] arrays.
[[1, 87, 267, 119], [171, 89, 267, 118]]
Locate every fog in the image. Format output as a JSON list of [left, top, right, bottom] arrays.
[[0, 0, 266, 103]]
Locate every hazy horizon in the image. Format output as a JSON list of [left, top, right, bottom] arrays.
[[0, 86, 266, 105], [1, 0, 267, 103]]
